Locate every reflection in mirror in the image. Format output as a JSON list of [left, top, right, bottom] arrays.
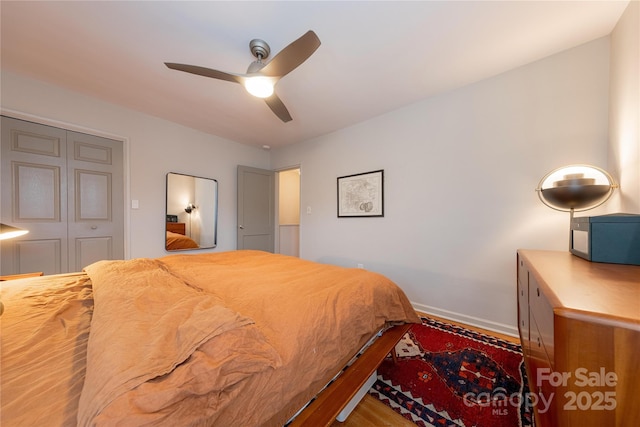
[[166, 172, 218, 251]]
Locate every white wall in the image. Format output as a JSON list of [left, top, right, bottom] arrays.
[[1, 32, 625, 335], [0, 71, 270, 258], [608, 1, 640, 213], [272, 38, 611, 334]]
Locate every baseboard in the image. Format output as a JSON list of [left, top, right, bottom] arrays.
[[411, 302, 520, 338]]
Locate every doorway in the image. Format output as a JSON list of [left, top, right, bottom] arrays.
[[236, 165, 300, 256], [277, 168, 300, 257]]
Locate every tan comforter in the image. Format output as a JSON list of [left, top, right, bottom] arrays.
[[1, 272, 93, 426], [165, 230, 199, 250], [1, 250, 418, 426]]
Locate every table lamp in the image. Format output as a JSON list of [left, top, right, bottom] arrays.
[[0, 223, 29, 240], [535, 164, 618, 248]]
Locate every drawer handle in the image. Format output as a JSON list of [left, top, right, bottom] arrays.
[[537, 288, 540, 297]]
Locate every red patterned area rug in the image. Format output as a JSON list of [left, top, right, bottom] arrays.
[[369, 317, 535, 427]]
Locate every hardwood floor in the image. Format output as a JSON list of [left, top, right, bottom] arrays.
[[330, 395, 416, 427], [330, 313, 521, 426]]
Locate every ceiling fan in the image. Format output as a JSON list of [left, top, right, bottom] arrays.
[[165, 30, 321, 123]]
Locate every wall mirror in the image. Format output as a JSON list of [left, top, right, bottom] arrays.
[[165, 172, 218, 251]]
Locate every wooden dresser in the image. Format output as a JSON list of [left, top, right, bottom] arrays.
[[166, 222, 186, 235], [517, 250, 640, 427]]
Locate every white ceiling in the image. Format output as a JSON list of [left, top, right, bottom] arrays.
[[1, 1, 629, 149]]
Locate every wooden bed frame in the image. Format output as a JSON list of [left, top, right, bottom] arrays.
[[290, 323, 411, 426]]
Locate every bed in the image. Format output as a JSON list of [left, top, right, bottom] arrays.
[[165, 230, 200, 250], [0, 250, 418, 426]]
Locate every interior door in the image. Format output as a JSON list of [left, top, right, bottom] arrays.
[[1, 118, 69, 274], [1, 116, 124, 275], [66, 131, 124, 271], [237, 165, 274, 252]]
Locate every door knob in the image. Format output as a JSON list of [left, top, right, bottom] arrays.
[[91, 225, 98, 230], [239, 225, 244, 229]]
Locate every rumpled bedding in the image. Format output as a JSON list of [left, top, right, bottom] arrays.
[[1, 250, 419, 427], [1, 273, 93, 426], [165, 230, 199, 250], [78, 258, 281, 426]]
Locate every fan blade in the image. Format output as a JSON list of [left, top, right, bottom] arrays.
[[165, 63, 243, 84], [264, 94, 293, 122], [259, 31, 321, 78]]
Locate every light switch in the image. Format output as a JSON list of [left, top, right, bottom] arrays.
[[306, 206, 312, 214], [131, 199, 139, 209]]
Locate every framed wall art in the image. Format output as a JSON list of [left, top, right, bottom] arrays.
[[337, 169, 384, 217]]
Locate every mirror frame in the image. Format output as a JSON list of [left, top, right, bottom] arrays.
[[165, 172, 218, 251]]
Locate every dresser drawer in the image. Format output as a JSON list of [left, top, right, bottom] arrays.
[[528, 274, 555, 366], [517, 255, 528, 290], [517, 271, 529, 351], [527, 318, 557, 427], [530, 314, 552, 370]]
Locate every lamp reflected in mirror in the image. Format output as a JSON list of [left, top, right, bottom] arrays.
[[166, 173, 218, 251]]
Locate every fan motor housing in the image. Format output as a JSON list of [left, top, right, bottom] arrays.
[[249, 39, 270, 60]]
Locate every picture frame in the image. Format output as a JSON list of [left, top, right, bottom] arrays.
[[337, 169, 384, 217]]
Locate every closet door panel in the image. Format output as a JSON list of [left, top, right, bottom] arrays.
[[1, 117, 68, 275], [74, 237, 113, 270], [14, 239, 63, 274], [8, 124, 61, 156], [67, 131, 123, 271], [76, 170, 111, 220], [13, 162, 60, 221]]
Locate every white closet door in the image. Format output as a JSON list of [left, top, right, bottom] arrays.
[[1, 116, 124, 275], [66, 130, 124, 271], [1, 118, 69, 274]]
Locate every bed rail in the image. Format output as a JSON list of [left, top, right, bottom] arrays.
[[289, 323, 412, 426]]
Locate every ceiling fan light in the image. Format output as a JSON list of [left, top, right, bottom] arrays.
[[244, 77, 274, 98]]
